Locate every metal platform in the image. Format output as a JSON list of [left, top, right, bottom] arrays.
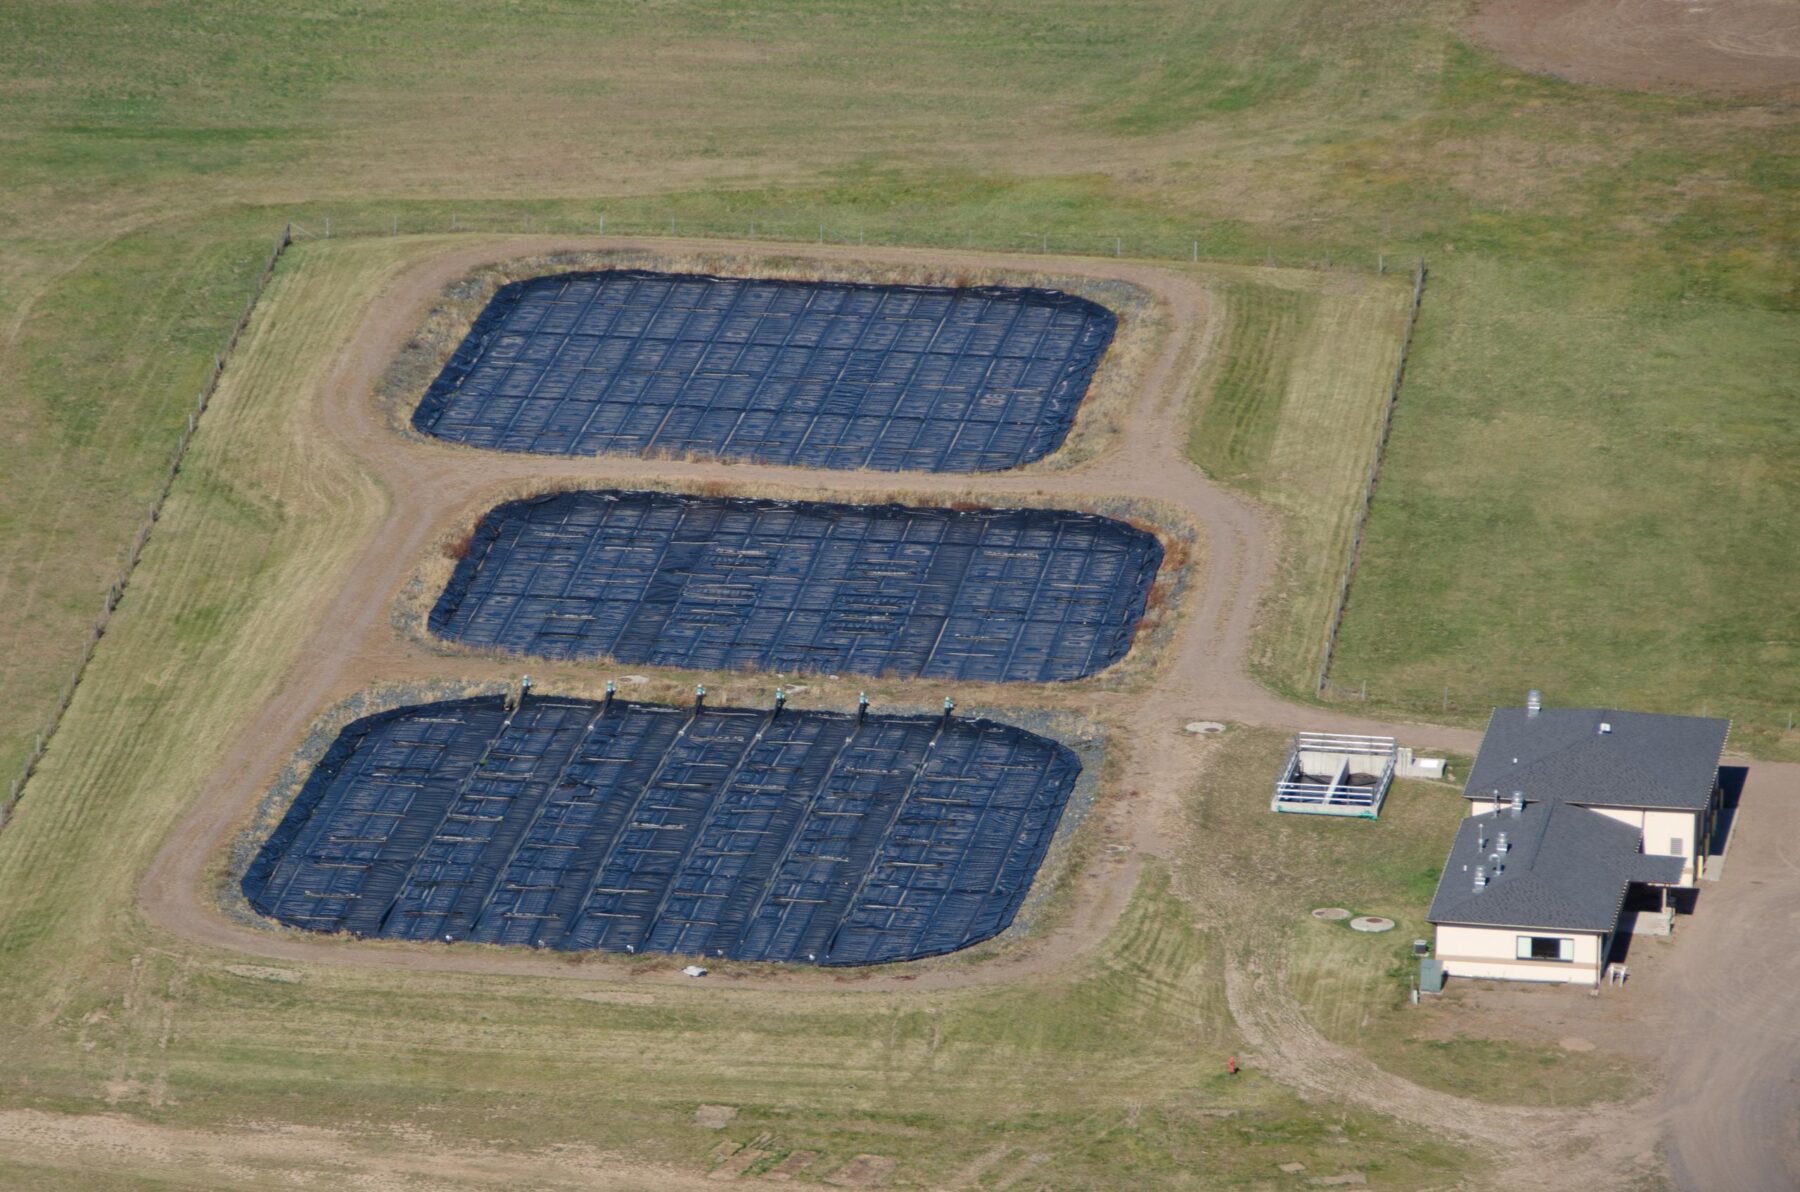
[[1271, 732, 1398, 819]]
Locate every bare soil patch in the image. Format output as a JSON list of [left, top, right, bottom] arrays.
[[1469, 0, 1800, 96], [826, 1153, 897, 1187]]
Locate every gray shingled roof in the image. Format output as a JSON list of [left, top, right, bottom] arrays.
[[1463, 707, 1728, 812], [1429, 801, 1686, 932]]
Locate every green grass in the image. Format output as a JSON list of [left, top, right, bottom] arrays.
[[1331, 257, 1800, 754], [0, 0, 1792, 1182], [1, 3, 1793, 764]]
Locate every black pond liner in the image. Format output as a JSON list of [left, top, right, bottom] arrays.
[[411, 270, 1116, 472], [243, 695, 1079, 965], [429, 490, 1162, 683]]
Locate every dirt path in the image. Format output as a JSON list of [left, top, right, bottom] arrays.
[[1469, 0, 1800, 96], [128, 235, 1793, 1189]]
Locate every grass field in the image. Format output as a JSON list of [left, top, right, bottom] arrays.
[[0, 0, 1793, 1184]]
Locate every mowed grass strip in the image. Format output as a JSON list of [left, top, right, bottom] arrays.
[[1187, 268, 1413, 695], [0, 223, 281, 788], [0, 237, 398, 984]]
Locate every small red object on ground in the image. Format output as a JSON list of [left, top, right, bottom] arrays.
[[1227, 1055, 1238, 1076]]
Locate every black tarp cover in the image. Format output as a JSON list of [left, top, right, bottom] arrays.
[[243, 696, 1079, 965], [429, 490, 1161, 683], [412, 270, 1115, 472]]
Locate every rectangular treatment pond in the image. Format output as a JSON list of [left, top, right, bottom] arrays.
[[411, 270, 1116, 471], [429, 490, 1162, 683], [243, 695, 1079, 965]]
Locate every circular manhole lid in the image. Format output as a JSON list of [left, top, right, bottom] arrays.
[[1184, 721, 1227, 735], [1311, 907, 1352, 921], [1350, 916, 1396, 933]]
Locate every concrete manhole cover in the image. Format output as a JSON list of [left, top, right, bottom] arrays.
[[1311, 907, 1352, 921], [1350, 916, 1395, 933], [1184, 721, 1227, 735]]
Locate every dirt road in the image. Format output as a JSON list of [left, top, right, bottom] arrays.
[[130, 235, 1796, 1190]]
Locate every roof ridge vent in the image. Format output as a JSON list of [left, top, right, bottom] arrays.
[[1473, 866, 1488, 892], [1510, 790, 1525, 815], [1497, 830, 1509, 854], [1526, 689, 1542, 717]]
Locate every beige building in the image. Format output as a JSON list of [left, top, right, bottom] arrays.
[[1429, 701, 1728, 987]]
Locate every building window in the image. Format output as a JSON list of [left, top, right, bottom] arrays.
[[1517, 936, 1574, 962]]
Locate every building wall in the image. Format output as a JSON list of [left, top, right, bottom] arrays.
[[1585, 807, 1703, 884], [1435, 925, 1605, 986]]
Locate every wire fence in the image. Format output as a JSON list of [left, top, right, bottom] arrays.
[[285, 209, 1414, 278], [0, 226, 294, 830], [1316, 259, 1427, 695]]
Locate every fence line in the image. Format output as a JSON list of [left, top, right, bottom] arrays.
[[1316, 259, 1428, 696], [283, 210, 1410, 278], [0, 225, 294, 829]]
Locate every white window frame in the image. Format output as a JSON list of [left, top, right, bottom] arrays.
[[1516, 935, 1575, 962]]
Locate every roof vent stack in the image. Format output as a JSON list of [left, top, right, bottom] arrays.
[[1599, 721, 1612, 734], [1473, 866, 1488, 892], [1527, 689, 1542, 717], [1510, 790, 1525, 816], [1477, 825, 1487, 853], [1497, 831, 1509, 855]]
